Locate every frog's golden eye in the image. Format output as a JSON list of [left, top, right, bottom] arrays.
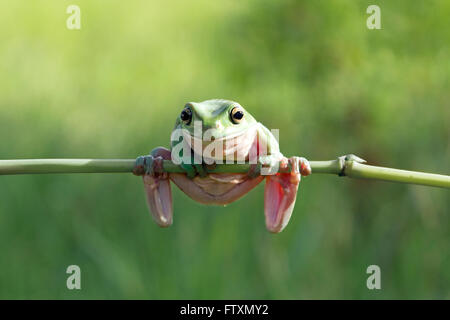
[[180, 107, 192, 125], [230, 107, 244, 124]]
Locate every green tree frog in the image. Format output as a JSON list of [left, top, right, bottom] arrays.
[[134, 99, 311, 233]]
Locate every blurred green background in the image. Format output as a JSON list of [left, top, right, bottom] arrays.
[[0, 0, 449, 299]]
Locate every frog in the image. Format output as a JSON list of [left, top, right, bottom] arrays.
[[133, 99, 311, 233]]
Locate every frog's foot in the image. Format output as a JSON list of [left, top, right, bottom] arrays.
[[290, 156, 311, 177], [264, 156, 304, 233], [135, 147, 173, 228], [248, 154, 284, 178]]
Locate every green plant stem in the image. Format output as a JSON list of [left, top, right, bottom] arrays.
[[0, 156, 448, 189], [0, 159, 135, 174]]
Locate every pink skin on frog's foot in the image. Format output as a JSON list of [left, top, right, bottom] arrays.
[[142, 148, 173, 227], [264, 156, 310, 233]]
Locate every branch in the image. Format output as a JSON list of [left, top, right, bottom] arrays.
[[0, 155, 448, 189]]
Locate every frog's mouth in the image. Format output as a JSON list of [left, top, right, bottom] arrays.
[[182, 123, 260, 162]]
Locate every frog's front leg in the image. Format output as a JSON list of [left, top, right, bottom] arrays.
[[134, 147, 173, 227], [264, 156, 311, 233], [178, 150, 208, 178]]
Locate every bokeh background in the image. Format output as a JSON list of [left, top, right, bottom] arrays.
[[0, 0, 449, 299]]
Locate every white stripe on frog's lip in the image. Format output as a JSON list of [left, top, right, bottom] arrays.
[[183, 122, 260, 142], [182, 122, 261, 161]]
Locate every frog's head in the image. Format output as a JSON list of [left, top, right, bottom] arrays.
[[175, 99, 257, 140]]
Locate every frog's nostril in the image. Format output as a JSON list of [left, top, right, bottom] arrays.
[[215, 121, 223, 130]]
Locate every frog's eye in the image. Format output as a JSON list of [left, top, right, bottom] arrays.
[[180, 107, 192, 125], [230, 107, 244, 124]]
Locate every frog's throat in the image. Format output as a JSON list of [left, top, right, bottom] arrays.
[[182, 122, 261, 162]]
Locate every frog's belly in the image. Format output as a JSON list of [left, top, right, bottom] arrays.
[[192, 173, 248, 196], [169, 173, 264, 205]]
